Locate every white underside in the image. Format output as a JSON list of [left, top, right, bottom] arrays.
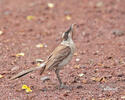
[[58, 37, 75, 69]]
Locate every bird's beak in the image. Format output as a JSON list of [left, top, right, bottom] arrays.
[[65, 24, 74, 34], [63, 24, 76, 40]]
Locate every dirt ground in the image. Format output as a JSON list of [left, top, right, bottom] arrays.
[[0, 0, 125, 100]]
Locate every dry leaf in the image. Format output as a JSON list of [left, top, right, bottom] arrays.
[[36, 44, 44, 48], [82, 79, 87, 84], [26, 16, 35, 20], [97, 63, 105, 67], [66, 15, 71, 20], [48, 3, 54, 8], [16, 53, 25, 57], [100, 77, 106, 82], [73, 65, 80, 69], [0, 74, 3, 78], [91, 77, 106, 82]]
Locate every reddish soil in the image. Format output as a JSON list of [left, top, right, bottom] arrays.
[[0, 0, 125, 100]]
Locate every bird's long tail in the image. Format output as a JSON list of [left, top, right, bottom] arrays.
[[10, 63, 46, 80]]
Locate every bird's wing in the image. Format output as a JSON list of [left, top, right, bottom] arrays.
[[45, 44, 71, 70]]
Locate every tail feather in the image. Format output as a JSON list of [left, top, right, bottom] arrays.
[[10, 63, 46, 80]]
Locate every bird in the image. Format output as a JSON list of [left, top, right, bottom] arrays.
[[10, 24, 76, 88]]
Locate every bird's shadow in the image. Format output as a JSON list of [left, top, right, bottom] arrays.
[[38, 84, 84, 92]]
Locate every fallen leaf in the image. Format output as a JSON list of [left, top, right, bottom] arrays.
[[82, 79, 87, 84], [0, 74, 3, 78], [16, 53, 25, 57], [22, 84, 32, 93], [66, 15, 71, 20], [73, 65, 80, 69], [26, 16, 35, 20], [91, 77, 106, 82], [97, 63, 104, 67], [25, 87, 32, 92], [36, 44, 44, 48], [22, 85, 28, 89], [48, 3, 54, 8], [100, 77, 107, 82]]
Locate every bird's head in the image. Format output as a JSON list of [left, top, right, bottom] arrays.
[[62, 24, 76, 41]]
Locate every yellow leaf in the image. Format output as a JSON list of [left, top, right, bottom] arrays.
[[22, 84, 32, 92], [26, 16, 35, 20], [66, 15, 71, 20], [26, 87, 32, 92], [48, 3, 54, 8], [36, 44, 44, 48], [16, 53, 25, 57], [0, 74, 3, 78], [22, 85, 28, 89]]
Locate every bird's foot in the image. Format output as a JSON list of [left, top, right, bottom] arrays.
[[56, 83, 72, 90]]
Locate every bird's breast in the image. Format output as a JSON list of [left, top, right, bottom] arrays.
[[58, 52, 73, 68]]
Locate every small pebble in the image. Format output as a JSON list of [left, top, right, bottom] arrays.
[[40, 76, 50, 82], [48, 3, 54, 8], [78, 73, 84, 77], [44, 44, 48, 48], [103, 86, 118, 91], [121, 96, 125, 99], [112, 29, 124, 36], [76, 58, 80, 62], [96, 1, 103, 7], [0, 31, 3, 35], [11, 66, 19, 71], [36, 59, 44, 62], [77, 85, 83, 89], [80, 65, 86, 68]]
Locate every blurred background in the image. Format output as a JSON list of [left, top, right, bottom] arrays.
[[0, 0, 125, 99]]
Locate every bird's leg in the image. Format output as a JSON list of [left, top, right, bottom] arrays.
[[55, 69, 62, 86], [55, 69, 65, 88]]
